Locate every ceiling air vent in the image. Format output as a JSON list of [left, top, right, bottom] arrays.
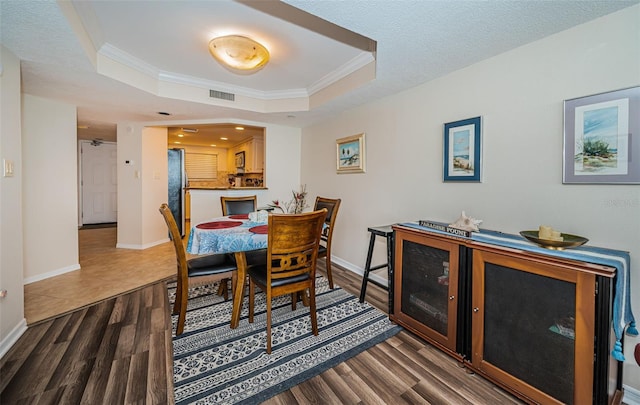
[[210, 89, 235, 101]]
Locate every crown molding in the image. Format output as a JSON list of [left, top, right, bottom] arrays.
[[96, 42, 372, 111], [309, 52, 375, 95], [99, 43, 159, 78], [158, 71, 309, 100]]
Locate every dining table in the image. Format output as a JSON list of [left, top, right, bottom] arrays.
[[187, 213, 269, 329]]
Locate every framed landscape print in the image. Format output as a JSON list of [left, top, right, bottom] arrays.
[[443, 116, 482, 182], [563, 86, 640, 184], [336, 133, 365, 174]]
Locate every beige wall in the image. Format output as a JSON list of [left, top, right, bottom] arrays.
[[22, 95, 79, 283], [0, 46, 26, 355], [301, 5, 640, 392]]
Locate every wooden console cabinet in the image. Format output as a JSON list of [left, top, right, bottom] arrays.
[[391, 224, 622, 405]]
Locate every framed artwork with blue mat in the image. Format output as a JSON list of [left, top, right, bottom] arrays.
[[443, 116, 482, 182]]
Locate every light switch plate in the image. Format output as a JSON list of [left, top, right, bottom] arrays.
[[3, 159, 14, 177]]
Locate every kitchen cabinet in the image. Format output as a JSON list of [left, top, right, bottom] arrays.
[[232, 137, 264, 173], [244, 137, 264, 173], [392, 224, 622, 405]]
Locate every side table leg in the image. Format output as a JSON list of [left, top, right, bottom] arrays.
[[359, 233, 377, 303]]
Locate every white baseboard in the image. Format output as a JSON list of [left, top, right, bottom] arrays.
[[23, 263, 80, 284], [116, 238, 168, 250], [24, 239, 168, 282], [625, 384, 640, 405], [331, 256, 388, 287], [0, 318, 27, 359]]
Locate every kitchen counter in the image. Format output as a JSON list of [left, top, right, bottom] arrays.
[[187, 187, 270, 226]]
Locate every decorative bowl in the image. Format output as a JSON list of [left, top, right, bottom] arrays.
[[519, 230, 588, 250]]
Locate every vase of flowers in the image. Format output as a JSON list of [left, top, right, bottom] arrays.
[[269, 184, 309, 214]]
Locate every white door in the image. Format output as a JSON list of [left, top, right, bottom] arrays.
[[81, 141, 117, 224]]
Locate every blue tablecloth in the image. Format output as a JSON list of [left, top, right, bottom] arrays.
[[400, 221, 637, 361], [187, 217, 268, 255]]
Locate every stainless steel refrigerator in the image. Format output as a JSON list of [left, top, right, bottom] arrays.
[[168, 148, 187, 236]]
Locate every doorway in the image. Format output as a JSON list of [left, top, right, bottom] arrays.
[[79, 140, 117, 225]]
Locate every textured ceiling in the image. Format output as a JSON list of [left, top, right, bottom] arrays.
[[1, 0, 637, 143]]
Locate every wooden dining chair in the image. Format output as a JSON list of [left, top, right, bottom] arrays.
[[313, 196, 341, 289], [221, 195, 257, 216], [247, 208, 327, 354], [159, 203, 237, 335]]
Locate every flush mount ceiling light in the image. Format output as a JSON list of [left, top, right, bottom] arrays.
[[208, 35, 270, 74]]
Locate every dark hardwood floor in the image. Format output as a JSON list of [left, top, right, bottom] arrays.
[[0, 281, 173, 404], [264, 265, 523, 405], [2, 258, 523, 404]]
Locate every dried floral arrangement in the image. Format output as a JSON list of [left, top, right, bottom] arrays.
[[269, 184, 309, 214]]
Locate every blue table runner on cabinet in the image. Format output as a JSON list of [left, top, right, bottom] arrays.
[[399, 222, 637, 361]]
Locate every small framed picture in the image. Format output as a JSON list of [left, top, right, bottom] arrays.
[[443, 116, 482, 182], [336, 133, 365, 174], [235, 151, 245, 168], [563, 86, 640, 184]]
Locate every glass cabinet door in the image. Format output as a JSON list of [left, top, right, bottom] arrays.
[[472, 249, 595, 405], [394, 230, 459, 352]]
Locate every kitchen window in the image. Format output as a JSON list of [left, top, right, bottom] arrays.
[[185, 152, 218, 180]]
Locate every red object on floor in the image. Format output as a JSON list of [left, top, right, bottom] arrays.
[[635, 343, 640, 366], [196, 221, 243, 229]]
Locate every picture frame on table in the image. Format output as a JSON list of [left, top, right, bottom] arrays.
[[443, 116, 482, 182], [235, 151, 245, 168], [336, 133, 366, 174], [563, 86, 640, 184]]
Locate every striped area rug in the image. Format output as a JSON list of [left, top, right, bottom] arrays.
[[169, 276, 401, 404]]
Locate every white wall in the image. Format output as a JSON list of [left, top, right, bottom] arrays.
[[301, 5, 640, 392], [116, 124, 168, 249], [0, 46, 26, 356], [141, 127, 170, 246], [263, 123, 302, 201], [22, 95, 79, 283], [116, 123, 145, 248]]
